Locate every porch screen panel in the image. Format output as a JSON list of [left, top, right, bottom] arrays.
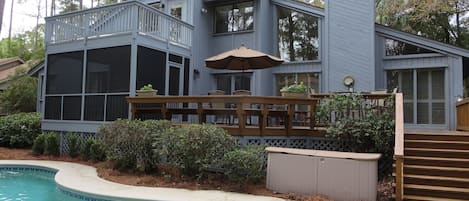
[[62, 96, 82, 120], [106, 95, 129, 121], [431, 70, 445, 124], [86, 46, 131, 93], [137, 46, 166, 95], [46, 51, 83, 94], [169, 67, 180, 95], [44, 96, 61, 120], [183, 58, 190, 96], [84, 95, 105, 121]]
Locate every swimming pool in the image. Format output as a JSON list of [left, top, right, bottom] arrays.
[[0, 166, 85, 201]]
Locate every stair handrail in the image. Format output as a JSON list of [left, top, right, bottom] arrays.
[[394, 93, 404, 201]]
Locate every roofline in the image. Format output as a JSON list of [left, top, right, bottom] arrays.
[[28, 61, 44, 77], [375, 24, 469, 58]]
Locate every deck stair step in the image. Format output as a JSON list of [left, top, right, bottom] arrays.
[[404, 174, 469, 188], [405, 130, 469, 142], [403, 195, 469, 201], [404, 156, 469, 168], [405, 140, 469, 150], [404, 147, 469, 159], [404, 164, 469, 178], [403, 184, 469, 200]]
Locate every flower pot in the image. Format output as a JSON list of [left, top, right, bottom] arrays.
[[136, 89, 158, 97], [281, 91, 307, 98]]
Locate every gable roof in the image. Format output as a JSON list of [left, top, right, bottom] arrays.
[[375, 24, 469, 58], [0, 58, 25, 82], [28, 60, 44, 77]]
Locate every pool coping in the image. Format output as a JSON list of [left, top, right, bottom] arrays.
[[0, 160, 285, 201]]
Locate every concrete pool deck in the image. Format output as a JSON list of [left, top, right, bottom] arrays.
[[0, 160, 284, 201]]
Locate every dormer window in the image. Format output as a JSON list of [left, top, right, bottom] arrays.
[[214, 1, 254, 33]]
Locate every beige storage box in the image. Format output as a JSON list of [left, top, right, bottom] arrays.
[[266, 147, 381, 201]]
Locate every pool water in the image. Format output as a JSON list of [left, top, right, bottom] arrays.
[[0, 167, 81, 201]]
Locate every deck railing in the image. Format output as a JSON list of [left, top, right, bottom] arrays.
[[457, 98, 469, 131], [45, 1, 193, 48], [127, 95, 319, 136]]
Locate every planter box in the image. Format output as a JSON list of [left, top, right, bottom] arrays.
[[281, 92, 307, 98], [266, 147, 381, 201], [136, 90, 158, 97]]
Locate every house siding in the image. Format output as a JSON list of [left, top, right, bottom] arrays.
[[326, 0, 375, 92]]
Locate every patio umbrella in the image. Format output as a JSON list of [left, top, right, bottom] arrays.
[[205, 44, 284, 70]]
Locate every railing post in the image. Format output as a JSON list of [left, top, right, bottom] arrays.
[[394, 93, 404, 201], [131, 3, 139, 35]]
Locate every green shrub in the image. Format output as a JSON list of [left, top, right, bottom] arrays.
[[66, 133, 80, 158], [316, 93, 395, 154], [80, 138, 95, 160], [155, 124, 238, 178], [32, 133, 46, 155], [0, 112, 41, 148], [44, 132, 60, 156], [90, 140, 106, 162], [223, 146, 267, 183], [98, 119, 171, 172]]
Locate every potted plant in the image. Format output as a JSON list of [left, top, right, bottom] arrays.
[[137, 84, 158, 96], [280, 81, 308, 97]]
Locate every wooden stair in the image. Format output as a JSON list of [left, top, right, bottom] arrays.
[[398, 130, 469, 200]]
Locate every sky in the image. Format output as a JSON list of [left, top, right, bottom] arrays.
[[0, 0, 94, 39], [0, 0, 45, 39]]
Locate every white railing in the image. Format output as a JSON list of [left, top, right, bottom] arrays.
[[45, 1, 193, 48]]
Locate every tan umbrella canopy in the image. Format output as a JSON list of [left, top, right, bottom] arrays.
[[205, 45, 284, 70]]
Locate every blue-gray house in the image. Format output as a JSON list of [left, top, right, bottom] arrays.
[[37, 0, 469, 133]]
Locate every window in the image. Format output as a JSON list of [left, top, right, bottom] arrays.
[[214, 1, 254, 33], [277, 6, 319, 62], [387, 69, 445, 125], [293, 0, 325, 8], [215, 74, 251, 95], [385, 38, 435, 56], [275, 73, 319, 95]]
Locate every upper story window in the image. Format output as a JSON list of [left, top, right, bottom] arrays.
[[214, 1, 254, 33], [385, 38, 435, 56], [293, 0, 325, 9], [277, 6, 319, 62]]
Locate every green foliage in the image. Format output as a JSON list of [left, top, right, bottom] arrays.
[[376, 0, 469, 49], [140, 84, 154, 91], [280, 81, 307, 93], [0, 68, 37, 114], [80, 138, 95, 160], [44, 132, 60, 156], [66, 133, 80, 158], [90, 140, 106, 162], [0, 112, 41, 148], [223, 146, 267, 183], [155, 124, 238, 178], [316, 93, 395, 155], [32, 133, 46, 155], [98, 119, 172, 172], [0, 25, 45, 61]]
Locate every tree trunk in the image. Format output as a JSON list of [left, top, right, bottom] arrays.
[[8, 0, 14, 50]]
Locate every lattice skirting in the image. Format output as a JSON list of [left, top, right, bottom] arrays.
[[236, 136, 347, 151]]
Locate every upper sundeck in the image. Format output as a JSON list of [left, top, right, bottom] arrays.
[[45, 0, 193, 49]]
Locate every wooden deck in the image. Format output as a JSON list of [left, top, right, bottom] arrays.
[[127, 95, 321, 136]]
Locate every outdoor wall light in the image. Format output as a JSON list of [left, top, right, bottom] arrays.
[[201, 8, 208, 14], [193, 69, 200, 79]]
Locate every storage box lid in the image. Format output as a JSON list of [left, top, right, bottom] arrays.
[[265, 147, 381, 161]]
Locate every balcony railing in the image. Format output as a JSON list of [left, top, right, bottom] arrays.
[[45, 1, 193, 49]]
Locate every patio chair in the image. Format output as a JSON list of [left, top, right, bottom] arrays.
[[207, 90, 230, 124]]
